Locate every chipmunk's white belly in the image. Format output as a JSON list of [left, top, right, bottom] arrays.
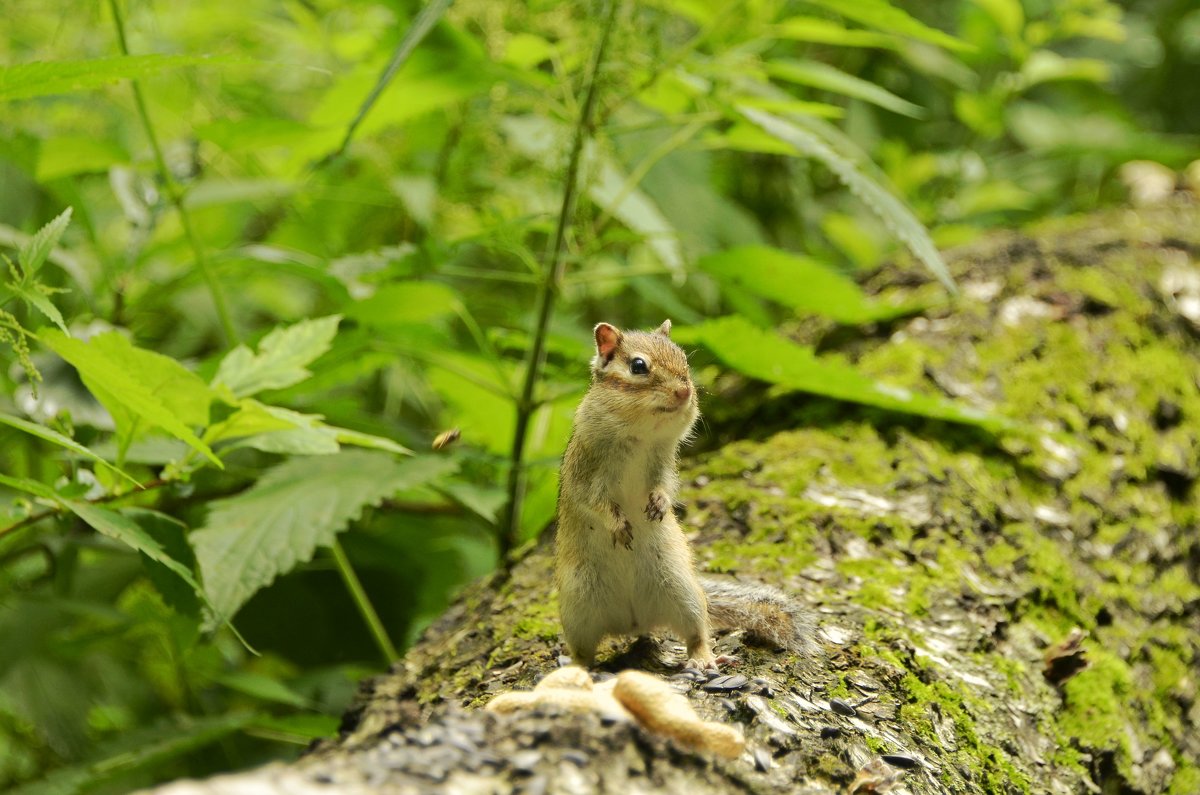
[[611, 444, 653, 527]]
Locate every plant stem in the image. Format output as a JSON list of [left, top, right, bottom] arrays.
[[319, 0, 454, 166], [329, 538, 398, 665], [106, 0, 239, 346], [498, 0, 622, 558]]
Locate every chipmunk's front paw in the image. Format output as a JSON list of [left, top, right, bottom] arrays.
[[612, 519, 634, 550], [645, 490, 669, 522]]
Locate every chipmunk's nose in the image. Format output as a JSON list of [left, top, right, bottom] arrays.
[[674, 384, 691, 401]]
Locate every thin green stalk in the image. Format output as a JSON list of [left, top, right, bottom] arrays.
[[498, 0, 623, 558], [106, 0, 238, 346], [330, 538, 398, 666], [319, 0, 454, 166], [438, 266, 540, 284]]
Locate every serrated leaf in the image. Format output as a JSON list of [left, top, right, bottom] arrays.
[[768, 59, 923, 118], [125, 508, 201, 618], [0, 54, 236, 101], [18, 207, 71, 280], [193, 451, 458, 627], [737, 106, 956, 293], [679, 316, 1010, 430], [65, 502, 212, 610], [0, 412, 138, 485], [697, 246, 921, 323], [65, 504, 249, 646], [801, 0, 973, 52], [213, 315, 341, 398], [41, 330, 219, 466], [6, 282, 68, 332]]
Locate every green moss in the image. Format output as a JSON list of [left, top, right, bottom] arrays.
[[1169, 764, 1200, 795], [863, 734, 887, 753], [983, 540, 1020, 570], [826, 673, 851, 700], [1057, 650, 1134, 774]]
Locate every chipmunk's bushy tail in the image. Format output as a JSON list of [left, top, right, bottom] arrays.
[[701, 577, 816, 654]]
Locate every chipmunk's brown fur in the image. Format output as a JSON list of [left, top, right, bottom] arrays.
[[554, 320, 812, 670]]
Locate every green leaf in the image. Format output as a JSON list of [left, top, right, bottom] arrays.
[[680, 316, 1011, 431], [0, 472, 59, 499], [250, 714, 339, 742], [124, 508, 201, 617], [730, 96, 844, 120], [193, 451, 458, 627], [36, 136, 127, 181], [0, 412, 138, 485], [773, 16, 898, 48], [347, 281, 461, 327], [210, 402, 411, 456], [66, 502, 200, 589], [697, 246, 921, 323], [1017, 51, 1110, 91], [737, 106, 956, 294], [204, 399, 296, 444], [41, 330, 220, 466], [18, 207, 71, 280], [195, 116, 326, 153], [6, 282, 68, 332], [768, 59, 924, 118], [64, 503, 237, 629], [331, 426, 412, 456], [65, 503, 248, 644], [213, 315, 341, 398], [586, 142, 685, 273], [0, 54, 236, 101], [438, 479, 507, 523], [801, 0, 973, 52], [215, 671, 309, 708], [10, 712, 255, 795], [427, 354, 516, 453], [501, 115, 683, 274], [233, 406, 341, 455]]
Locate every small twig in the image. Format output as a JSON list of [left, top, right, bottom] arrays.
[[106, 0, 238, 346], [0, 477, 170, 541], [498, 0, 624, 558]]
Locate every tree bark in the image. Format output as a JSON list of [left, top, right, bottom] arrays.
[[147, 203, 1200, 795]]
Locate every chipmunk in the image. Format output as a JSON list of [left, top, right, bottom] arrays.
[[554, 320, 812, 670]]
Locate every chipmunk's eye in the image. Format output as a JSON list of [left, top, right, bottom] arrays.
[[630, 357, 649, 375]]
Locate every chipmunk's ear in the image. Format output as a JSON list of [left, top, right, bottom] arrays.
[[594, 323, 622, 362], [655, 319, 672, 338]]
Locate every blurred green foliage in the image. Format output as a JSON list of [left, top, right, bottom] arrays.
[[0, 0, 1194, 790]]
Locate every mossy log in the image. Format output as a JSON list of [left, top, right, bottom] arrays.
[[150, 204, 1200, 795]]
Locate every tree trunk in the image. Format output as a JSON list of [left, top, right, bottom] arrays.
[[147, 203, 1200, 795]]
